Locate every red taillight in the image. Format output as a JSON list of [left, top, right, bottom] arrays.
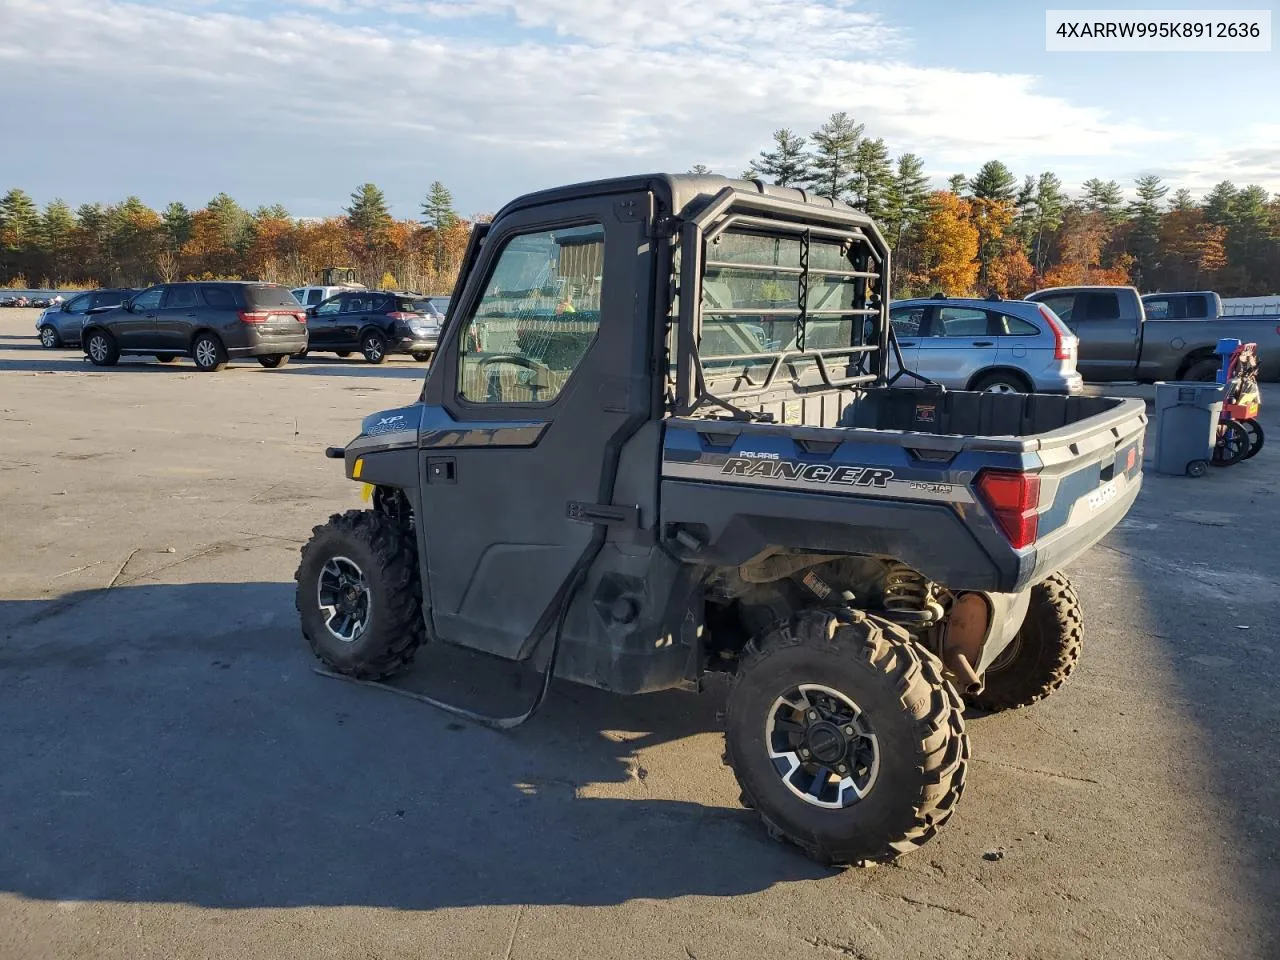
[[239, 310, 268, 324], [386, 311, 418, 321], [1038, 305, 1076, 361], [976, 469, 1041, 549]]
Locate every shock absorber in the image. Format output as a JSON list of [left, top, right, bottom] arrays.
[[881, 562, 947, 624]]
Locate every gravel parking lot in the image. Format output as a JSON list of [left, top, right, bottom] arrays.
[[2, 306, 1278, 960]]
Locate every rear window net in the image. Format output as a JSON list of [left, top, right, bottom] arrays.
[[670, 188, 890, 421]]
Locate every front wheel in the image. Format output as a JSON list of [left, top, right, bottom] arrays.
[[39, 326, 61, 349], [258, 354, 289, 369], [725, 609, 968, 865], [361, 332, 387, 364], [85, 330, 119, 367], [295, 509, 425, 680], [967, 571, 1082, 713]]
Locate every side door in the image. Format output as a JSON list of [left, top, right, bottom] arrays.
[[416, 196, 651, 660], [914, 305, 997, 388], [1071, 290, 1139, 381], [114, 285, 165, 348], [887, 304, 924, 384], [308, 294, 344, 347], [338, 292, 372, 347], [156, 284, 201, 350], [54, 293, 93, 340]]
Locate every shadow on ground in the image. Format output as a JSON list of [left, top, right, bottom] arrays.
[[0, 352, 428, 378], [0, 581, 823, 912]]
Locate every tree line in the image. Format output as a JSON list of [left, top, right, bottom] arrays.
[[700, 111, 1279, 298], [3, 115, 1278, 299], [0, 181, 479, 294]]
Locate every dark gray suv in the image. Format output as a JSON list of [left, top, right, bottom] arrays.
[[82, 281, 309, 371], [36, 288, 138, 348]]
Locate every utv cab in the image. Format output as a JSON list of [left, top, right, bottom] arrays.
[[296, 174, 1144, 866]]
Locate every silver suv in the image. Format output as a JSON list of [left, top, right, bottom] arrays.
[[889, 295, 1082, 394]]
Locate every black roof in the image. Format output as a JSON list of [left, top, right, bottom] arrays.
[[494, 173, 877, 227]]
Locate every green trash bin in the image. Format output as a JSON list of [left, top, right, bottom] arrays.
[[1152, 381, 1224, 477]]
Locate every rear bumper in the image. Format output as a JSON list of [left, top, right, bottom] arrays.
[[226, 327, 308, 357], [1031, 372, 1084, 395], [391, 334, 438, 356]]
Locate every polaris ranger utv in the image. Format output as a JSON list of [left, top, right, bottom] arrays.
[[296, 174, 1145, 865]]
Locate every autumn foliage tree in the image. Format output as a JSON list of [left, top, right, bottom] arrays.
[[918, 192, 979, 295]]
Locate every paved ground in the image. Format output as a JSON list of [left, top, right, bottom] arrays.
[[1, 307, 1277, 960]]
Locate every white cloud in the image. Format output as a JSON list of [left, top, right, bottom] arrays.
[[0, 0, 1215, 216]]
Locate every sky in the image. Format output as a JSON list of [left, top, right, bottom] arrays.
[[0, 0, 1277, 219]]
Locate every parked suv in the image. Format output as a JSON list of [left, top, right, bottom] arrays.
[[304, 290, 442, 363], [37, 288, 138, 348], [888, 294, 1081, 394], [81, 281, 308, 371]]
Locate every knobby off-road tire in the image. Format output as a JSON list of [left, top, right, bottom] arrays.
[[295, 509, 425, 681], [724, 609, 969, 866], [968, 571, 1082, 713]]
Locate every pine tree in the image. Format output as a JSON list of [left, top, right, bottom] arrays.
[[40, 199, 76, 282], [346, 182, 392, 240], [1013, 175, 1038, 248], [882, 153, 930, 248], [947, 174, 968, 195], [1169, 188, 1195, 212], [206, 192, 252, 253], [1128, 174, 1169, 286], [806, 112, 863, 202], [1202, 180, 1238, 227], [747, 128, 811, 188], [1029, 172, 1067, 274], [1081, 178, 1126, 226], [969, 161, 1018, 203], [162, 201, 193, 249], [0, 188, 40, 282], [852, 137, 892, 218], [688, 164, 714, 175], [421, 181, 459, 231]]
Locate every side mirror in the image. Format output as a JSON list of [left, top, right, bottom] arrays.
[[122, 299, 134, 312], [306, 306, 316, 317]]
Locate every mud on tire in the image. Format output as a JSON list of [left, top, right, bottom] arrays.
[[724, 609, 969, 866], [967, 571, 1082, 713], [295, 509, 425, 681]]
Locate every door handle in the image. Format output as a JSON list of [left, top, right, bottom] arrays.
[[898, 340, 917, 348], [971, 341, 994, 347]]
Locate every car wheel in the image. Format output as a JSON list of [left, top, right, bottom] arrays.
[[1184, 358, 1220, 382], [361, 332, 387, 364], [724, 609, 968, 865], [294, 348, 309, 359], [296, 509, 426, 680], [154, 355, 178, 363], [192, 333, 228, 372], [412, 351, 432, 363], [335, 351, 351, 358], [972, 371, 1030, 394], [85, 330, 119, 367], [39, 326, 61, 349], [258, 354, 289, 369]]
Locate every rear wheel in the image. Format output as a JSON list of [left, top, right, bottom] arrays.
[[336, 351, 351, 358], [972, 371, 1030, 395], [154, 355, 178, 363], [39, 326, 61, 349], [966, 571, 1082, 713], [295, 509, 425, 680], [192, 333, 228, 372], [725, 609, 968, 865], [1212, 420, 1249, 466], [1241, 419, 1264, 460], [258, 354, 289, 369], [361, 332, 387, 364], [1184, 358, 1220, 382], [85, 330, 118, 367], [412, 351, 432, 363]]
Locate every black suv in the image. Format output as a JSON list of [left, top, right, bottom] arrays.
[[82, 281, 308, 372], [304, 290, 442, 363], [37, 288, 138, 348]]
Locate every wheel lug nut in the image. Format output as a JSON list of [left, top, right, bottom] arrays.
[[836, 764, 847, 774], [807, 710, 818, 720], [844, 726, 854, 736], [799, 748, 810, 758]]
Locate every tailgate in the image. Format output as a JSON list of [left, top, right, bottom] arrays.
[[972, 396, 1146, 591]]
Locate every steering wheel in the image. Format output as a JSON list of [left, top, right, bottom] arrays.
[[478, 354, 554, 401]]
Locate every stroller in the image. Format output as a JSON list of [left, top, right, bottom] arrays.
[[1213, 338, 1263, 466]]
